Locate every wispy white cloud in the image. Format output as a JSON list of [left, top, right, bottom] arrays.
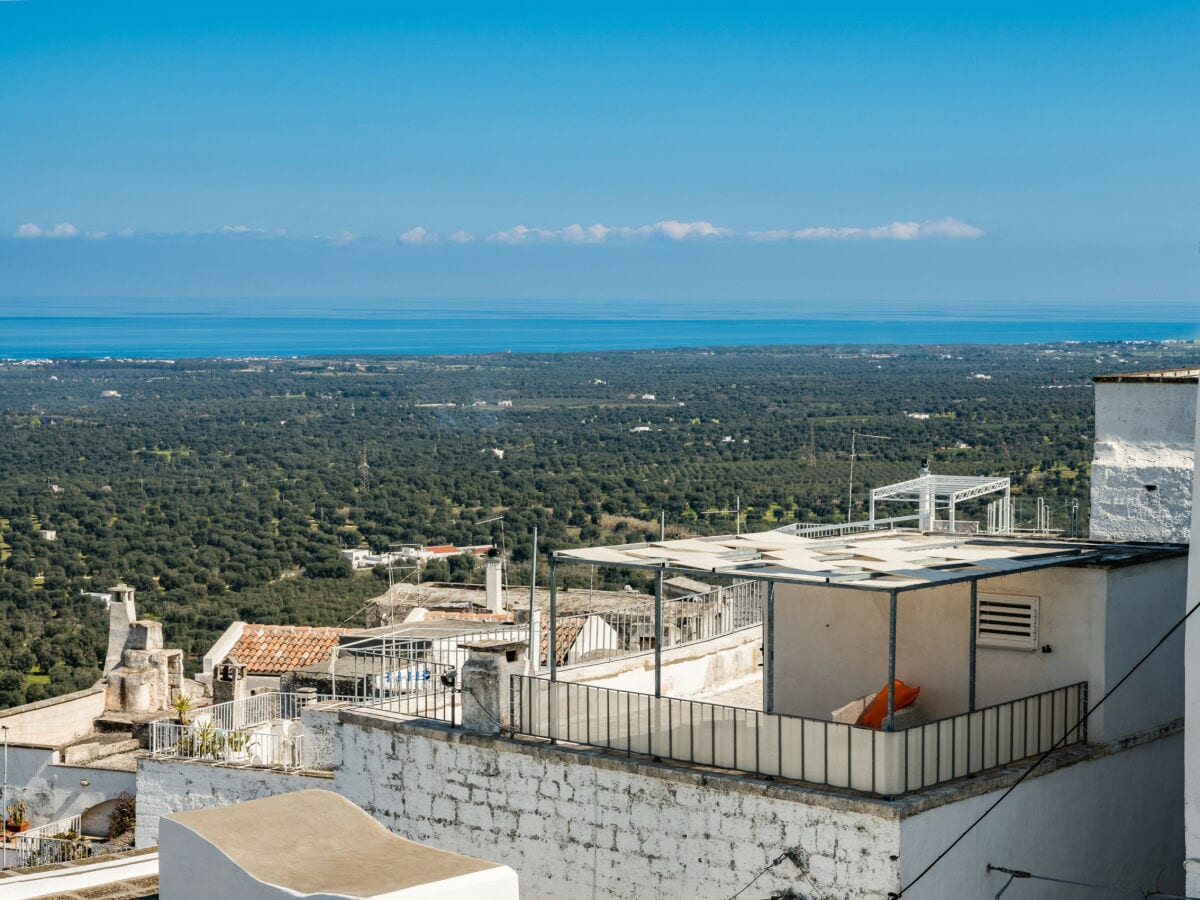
[[14, 222, 80, 239], [448, 230, 475, 244], [747, 217, 984, 242], [398, 226, 437, 245], [485, 220, 733, 244], [323, 230, 359, 247], [85, 230, 108, 240]]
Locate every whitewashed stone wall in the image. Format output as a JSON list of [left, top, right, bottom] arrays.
[[333, 712, 901, 899], [134, 757, 331, 847], [1091, 380, 1196, 542]]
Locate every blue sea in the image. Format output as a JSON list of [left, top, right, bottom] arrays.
[[1, 299, 1196, 358]]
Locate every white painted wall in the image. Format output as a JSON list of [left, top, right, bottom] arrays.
[[0, 687, 106, 745], [1099, 556, 1188, 741], [1091, 380, 1196, 542], [134, 758, 331, 847], [201, 621, 245, 679], [770, 560, 1185, 742], [1183, 382, 1200, 896], [1, 744, 135, 828], [900, 731, 1183, 899], [565, 615, 621, 665], [563, 626, 761, 698], [158, 816, 519, 900], [771, 569, 1104, 722]]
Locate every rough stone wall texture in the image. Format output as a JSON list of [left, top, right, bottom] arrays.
[[134, 757, 331, 847], [333, 715, 901, 899], [1091, 380, 1196, 543]]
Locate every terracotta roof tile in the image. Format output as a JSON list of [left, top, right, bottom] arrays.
[[538, 617, 587, 667], [229, 624, 354, 675]]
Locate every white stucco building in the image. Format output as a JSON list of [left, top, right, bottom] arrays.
[[1091, 367, 1198, 543]]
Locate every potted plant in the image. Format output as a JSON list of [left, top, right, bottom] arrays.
[[171, 692, 193, 726], [5, 799, 29, 834]]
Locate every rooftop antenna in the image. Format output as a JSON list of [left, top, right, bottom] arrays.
[[847, 431, 891, 524]]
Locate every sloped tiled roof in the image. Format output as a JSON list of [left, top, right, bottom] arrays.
[[539, 617, 587, 667], [229, 624, 354, 675]]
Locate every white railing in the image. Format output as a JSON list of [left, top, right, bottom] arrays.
[[8, 815, 115, 869], [149, 720, 305, 770], [774, 515, 921, 538], [20, 813, 81, 842], [511, 677, 1087, 796], [554, 580, 764, 669]]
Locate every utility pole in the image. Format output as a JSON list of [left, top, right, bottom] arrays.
[[847, 431, 891, 524], [3, 724, 8, 869]]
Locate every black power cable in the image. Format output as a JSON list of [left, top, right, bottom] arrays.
[[892, 594, 1200, 898]]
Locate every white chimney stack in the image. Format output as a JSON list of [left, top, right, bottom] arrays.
[[485, 550, 504, 613], [918, 459, 935, 531]]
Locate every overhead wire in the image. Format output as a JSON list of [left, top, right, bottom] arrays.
[[892, 594, 1200, 898], [987, 864, 1200, 899]]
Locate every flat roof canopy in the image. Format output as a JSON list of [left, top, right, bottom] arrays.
[[554, 529, 1173, 594]]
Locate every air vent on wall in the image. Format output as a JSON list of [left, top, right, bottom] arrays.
[[977, 593, 1039, 651]]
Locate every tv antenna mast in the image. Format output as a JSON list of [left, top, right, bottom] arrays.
[[358, 446, 370, 492]]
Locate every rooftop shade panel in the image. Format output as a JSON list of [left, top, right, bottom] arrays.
[[556, 529, 1117, 591]]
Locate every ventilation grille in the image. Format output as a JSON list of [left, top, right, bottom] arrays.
[[977, 593, 1039, 651]]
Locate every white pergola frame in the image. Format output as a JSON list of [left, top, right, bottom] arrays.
[[869, 474, 1011, 533]]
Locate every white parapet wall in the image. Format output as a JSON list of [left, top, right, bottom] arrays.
[[333, 711, 901, 899], [134, 757, 332, 847], [1091, 379, 1196, 543], [559, 625, 762, 698], [0, 686, 107, 746]]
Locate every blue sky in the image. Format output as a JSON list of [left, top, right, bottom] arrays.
[[1, 2, 1197, 307]]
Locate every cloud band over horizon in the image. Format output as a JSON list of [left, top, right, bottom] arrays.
[[10, 216, 985, 246]]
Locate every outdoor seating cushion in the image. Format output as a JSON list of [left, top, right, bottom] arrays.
[[856, 680, 920, 729]]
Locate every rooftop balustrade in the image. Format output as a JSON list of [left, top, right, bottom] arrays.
[[510, 675, 1087, 797]]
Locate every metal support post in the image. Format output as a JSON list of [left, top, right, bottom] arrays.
[[885, 589, 898, 731], [968, 580, 978, 712], [765, 582, 775, 713], [549, 556, 558, 683], [654, 567, 664, 698], [529, 525, 538, 666], [3, 724, 8, 870]]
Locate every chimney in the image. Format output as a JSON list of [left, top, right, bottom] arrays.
[[104, 583, 137, 673], [918, 459, 935, 531], [485, 547, 504, 613]]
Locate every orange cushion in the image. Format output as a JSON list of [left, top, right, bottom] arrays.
[[856, 680, 920, 729]]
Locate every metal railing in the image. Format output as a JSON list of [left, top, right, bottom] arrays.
[[8, 835, 114, 869], [774, 515, 921, 538], [510, 676, 1087, 796], [149, 720, 306, 770], [20, 813, 81, 842], [554, 580, 764, 670], [345, 652, 461, 725], [339, 625, 529, 674]]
